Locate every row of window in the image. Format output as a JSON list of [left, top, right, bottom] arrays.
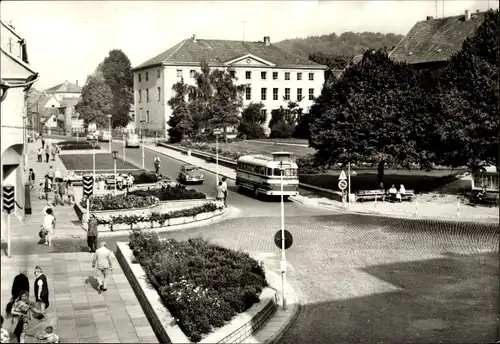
[[137, 87, 161, 103], [138, 69, 161, 82], [245, 87, 315, 101], [237, 163, 298, 177]]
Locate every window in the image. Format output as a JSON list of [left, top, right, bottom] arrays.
[[297, 72, 302, 80], [245, 71, 251, 80], [157, 87, 161, 101], [146, 111, 150, 123], [261, 88, 267, 101], [177, 69, 182, 78], [245, 87, 251, 100], [285, 72, 290, 80], [53, 117, 57, 123], [309, 72, 314, 81], [146, 89, 149, 102], [138, 73, 141, 82], [284, 88, 290, 100], [273, 72, 278, 80], [297, 88, 302, 101], [157, 69, 161, 78], [260, 109, 267, 118], [230, 70, 236, 78], [261, 71, 267, 80], [190, 70, 195, 78], [145, 72, 149, 81], [309, 88, 314, 100], [138, 90, 142, 103], [273, 88, 278, 100], [273, 168, 297, 177]]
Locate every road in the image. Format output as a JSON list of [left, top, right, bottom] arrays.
[[109, 140, 334, 217]]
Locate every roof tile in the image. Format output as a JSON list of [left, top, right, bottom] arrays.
[[45, 80, 82, 93]]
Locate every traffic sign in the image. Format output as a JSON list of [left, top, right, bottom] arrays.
[[338, 179, 348, 190], [82, 175, 94, 198], [274, 230, 293, 250], [3, 185, 15, 213], [339, 170, 347, 180], [213, 128, 223, 135]]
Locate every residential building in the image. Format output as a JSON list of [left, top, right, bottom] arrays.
[[389, 9, 487, 70], [30, 93, 60, 132], [1, 20, 38, 222], [132, 35, 327, 137], [45, 80, 82, 101]]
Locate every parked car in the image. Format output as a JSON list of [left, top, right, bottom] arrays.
[[178, 164, 204, 184], [125, 133, 140, 148], [86, 132, 97, 141], [99, 131, 112, 142]]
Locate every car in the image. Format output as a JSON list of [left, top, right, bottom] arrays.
[[98, 131, 112, 142], [178, 164, 204, 184], [86, 132, 97, 141], [125, 133, 140, 148]]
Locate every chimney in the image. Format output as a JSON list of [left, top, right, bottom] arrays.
[[476, 9, 480, 13], [426, 16, 434, 21], [263, 36, 271, 46], [464, 9, 470, 21], [192, 34, 197, 43]]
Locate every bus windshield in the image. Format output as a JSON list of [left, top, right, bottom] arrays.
[[273, 168, 297, 177]]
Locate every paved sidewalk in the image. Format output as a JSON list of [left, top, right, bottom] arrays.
[[1, 252, 158, 343]]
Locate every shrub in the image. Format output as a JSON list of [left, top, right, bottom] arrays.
[[129, 233, 267, 342], [128, 184, 206, 201], [58, 142, 100, 150], [133, 172, 163, 184], [81, 194, 158, 211]]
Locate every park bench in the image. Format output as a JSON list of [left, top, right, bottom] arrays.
[[355, 189, 386, 202], [472, 191, 499, 206], [104, 178, 125, 190]]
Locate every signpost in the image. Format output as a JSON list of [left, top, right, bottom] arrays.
[[274, 230, 293, 250], [213, 128, 222, 183], [273, 228, 293, 310], [3, 185, 15, 258], [83, 176, 94, 223], [339, 170, 347, 209]]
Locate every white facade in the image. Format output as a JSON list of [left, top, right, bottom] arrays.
[[134, 50, 325, 138], [1, 21, 38, 223], [51, 92, 80, 102]]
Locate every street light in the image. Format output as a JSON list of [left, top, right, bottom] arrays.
[[213, 128, 222, 183], [107, 114, 112, 152], [92, 138, 97, 192], [279, 161, 287, 310], [112, 150, 118, 196], [76, 113, 80, 143], [140, 120, 146, 170]]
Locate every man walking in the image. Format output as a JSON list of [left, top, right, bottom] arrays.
[[92, 242, 113, 292], [87, 214, 98, 252], [45, 146, 50, 163], [221, 177, 228, 208], [47, 166, 54, 183], [37, 147, 43, 163], [6, 269, 30, 315], [43, 175, 52, 201]]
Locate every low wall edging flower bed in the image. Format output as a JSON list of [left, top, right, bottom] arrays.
[[115, 242, 277, 344]]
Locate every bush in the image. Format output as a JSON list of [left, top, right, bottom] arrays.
[[129, 232, 267, 342], [128, 184, 206, 201], [58, 142, 100, 150], [133, 172, 163, 184], [81, 194, 158, 211]]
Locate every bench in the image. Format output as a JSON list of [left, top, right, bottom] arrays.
[[472, 191, 499, 205], [104, 178, 125, 190], [356, 189, 415, 202]]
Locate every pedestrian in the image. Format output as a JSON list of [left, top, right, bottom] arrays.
[[57, 179, 66, 206], [47, 166, 54, 183], [41, 208, 55, 246], [0, 315, 9, 344], [50, 145, 56, 161], [87, 214, 99, 252], [38, 182, 45, 200], [28, 168, 36, 190], [221, 177, 228, 208], [126, 173, 134, 190], [43, 175, 52, 201], [41, 137, 45, 149], [6, 269, 30, 315], [44, 146, 50, 163], [215, 181, 224, 203], [66, 180, 75, 206], [34, 266, 49, 313], [92, 241, 113, 292], [37, 147, 43, 163], [35, 326, 59, 343], [10, 291, 34, 344], [54, 168, 61, 182]]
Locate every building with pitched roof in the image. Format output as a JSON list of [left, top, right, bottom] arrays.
[[45, 80, 82, 101], [132, 35, 327, 137], [389, 9, 487, 70]]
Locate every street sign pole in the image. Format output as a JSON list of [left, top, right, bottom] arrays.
[[3, 185, 15, 258], [123, 135, 126, 161], [348, 162, 351, 209], [7, 212, 11, 258], [216, 134, 219, 184], [280, 162, 287, 310]]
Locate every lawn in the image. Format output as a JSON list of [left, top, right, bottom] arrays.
[[248, 138, 309, 145], [59, 154, 141, 172]]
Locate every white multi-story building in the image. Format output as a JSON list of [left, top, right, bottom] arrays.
[[1, 21, 38, 222], [132, 35, 327, 137]]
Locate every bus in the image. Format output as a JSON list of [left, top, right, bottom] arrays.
[[236, 152, 299, 198]]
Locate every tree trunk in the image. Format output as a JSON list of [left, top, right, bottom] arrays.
[[377, 159, 385, 189]]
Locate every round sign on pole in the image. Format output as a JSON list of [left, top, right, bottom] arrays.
[[274, 230, 293, 250], [338, 179, 348, 190]]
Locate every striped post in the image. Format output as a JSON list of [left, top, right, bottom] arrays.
[[3, 185, 15, 258]]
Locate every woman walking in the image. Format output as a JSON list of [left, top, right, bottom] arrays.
[[44, 146, 50, 163], [34, 266, 50, 312], [41, 208, 55, 246], [10, 291, 35, 343], [28, 169, 36, 190], [66, 180, 75, 206]]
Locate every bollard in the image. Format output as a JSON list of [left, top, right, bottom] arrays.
[[415, 196, 418, 217], [374, 193, 377, 211], [457, 197, 460, 218]]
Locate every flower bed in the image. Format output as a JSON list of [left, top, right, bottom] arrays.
[[69, 171, 169, 184], [80, 194, 158, 211], [128, 184, 205, 201], [128, 232, 268, 342], [58, 141, 101, 150]]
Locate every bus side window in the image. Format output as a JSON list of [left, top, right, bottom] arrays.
[[260, 167, 265, 175], [267, 168, 272, 176]]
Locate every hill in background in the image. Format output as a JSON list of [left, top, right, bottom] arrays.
[[275, 31, 404, 69]]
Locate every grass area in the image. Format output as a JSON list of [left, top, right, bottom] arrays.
[[248, 138, 309, 145], [59, 154, 141, 172], [300, 169, 466, 193]]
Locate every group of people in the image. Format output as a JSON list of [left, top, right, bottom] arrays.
[[115, 172, 135, 190], [387, 184, 406, 202], [39, 167, 75, 207], [216, 177, 228, 207], [36, 139, 59, 164], [1, 267, 59, 343]]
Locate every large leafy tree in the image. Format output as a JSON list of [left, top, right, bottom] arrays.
[[269, 101, 302, 139], [75, 71, 113, 128], [167, 78, 193, 143], [237, 102, 266, 139], [100, 49, 134, 128]]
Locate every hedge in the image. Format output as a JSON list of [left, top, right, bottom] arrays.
[[81, 194, 158, 211], [129, 231, 267, 342], [58, 142, 100, 150], [128, 184, 205, 201]]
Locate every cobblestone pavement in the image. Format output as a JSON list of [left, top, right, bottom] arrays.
[[4, 213, 498, 343]]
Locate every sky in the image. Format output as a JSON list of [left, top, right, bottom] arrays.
[[1, 0, 497, 90]]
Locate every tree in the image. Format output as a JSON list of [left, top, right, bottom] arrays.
[[99, 49, 134, 128], [75, 72, 113, 128], [167, 78, 193, 143], [237, 102, 266, 139], [269, 102, 302, 139]]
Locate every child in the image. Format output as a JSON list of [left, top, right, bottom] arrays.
[[37, 147, 43, 163], [36, 326, 59, 343], [0, 315, 9, 344], [39, 182, 45, 200]]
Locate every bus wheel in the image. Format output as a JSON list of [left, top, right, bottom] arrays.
[[254, 188, 260, 198]]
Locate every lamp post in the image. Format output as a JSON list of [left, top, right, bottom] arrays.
[[76, 113, 80, 143], [92, 138, 96, 193], [112, 150, 118, 196], [279, 161, 287, 310], [213, 128, 222, 183], [107, 114, 112, 152], [140, 120, 146, 170], [123, 134, 126, 162]]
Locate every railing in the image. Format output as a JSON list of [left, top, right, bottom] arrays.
[[32, 127, 164, 139]]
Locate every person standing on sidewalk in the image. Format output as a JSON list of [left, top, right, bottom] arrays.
[[37, 147, 43, 163], [33, 266, 49, 312], [221, 177, 228, 208], [54, 168, 61, 182], [92, 242, 113, 292], [215, 181, 224, 203], [87, 214, 98, 252], [6, 269, 30, 315], [50, 145, 57, 161], [41, 136, 45, 149], [57, 179, 66, 206], [47, 166, 54, 183], [43, 175, 52, 201], [41, 208, 55, 246], [28, 169, 36, 190], [44, 145, 50, 163], [66, 180, 75, 206]]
